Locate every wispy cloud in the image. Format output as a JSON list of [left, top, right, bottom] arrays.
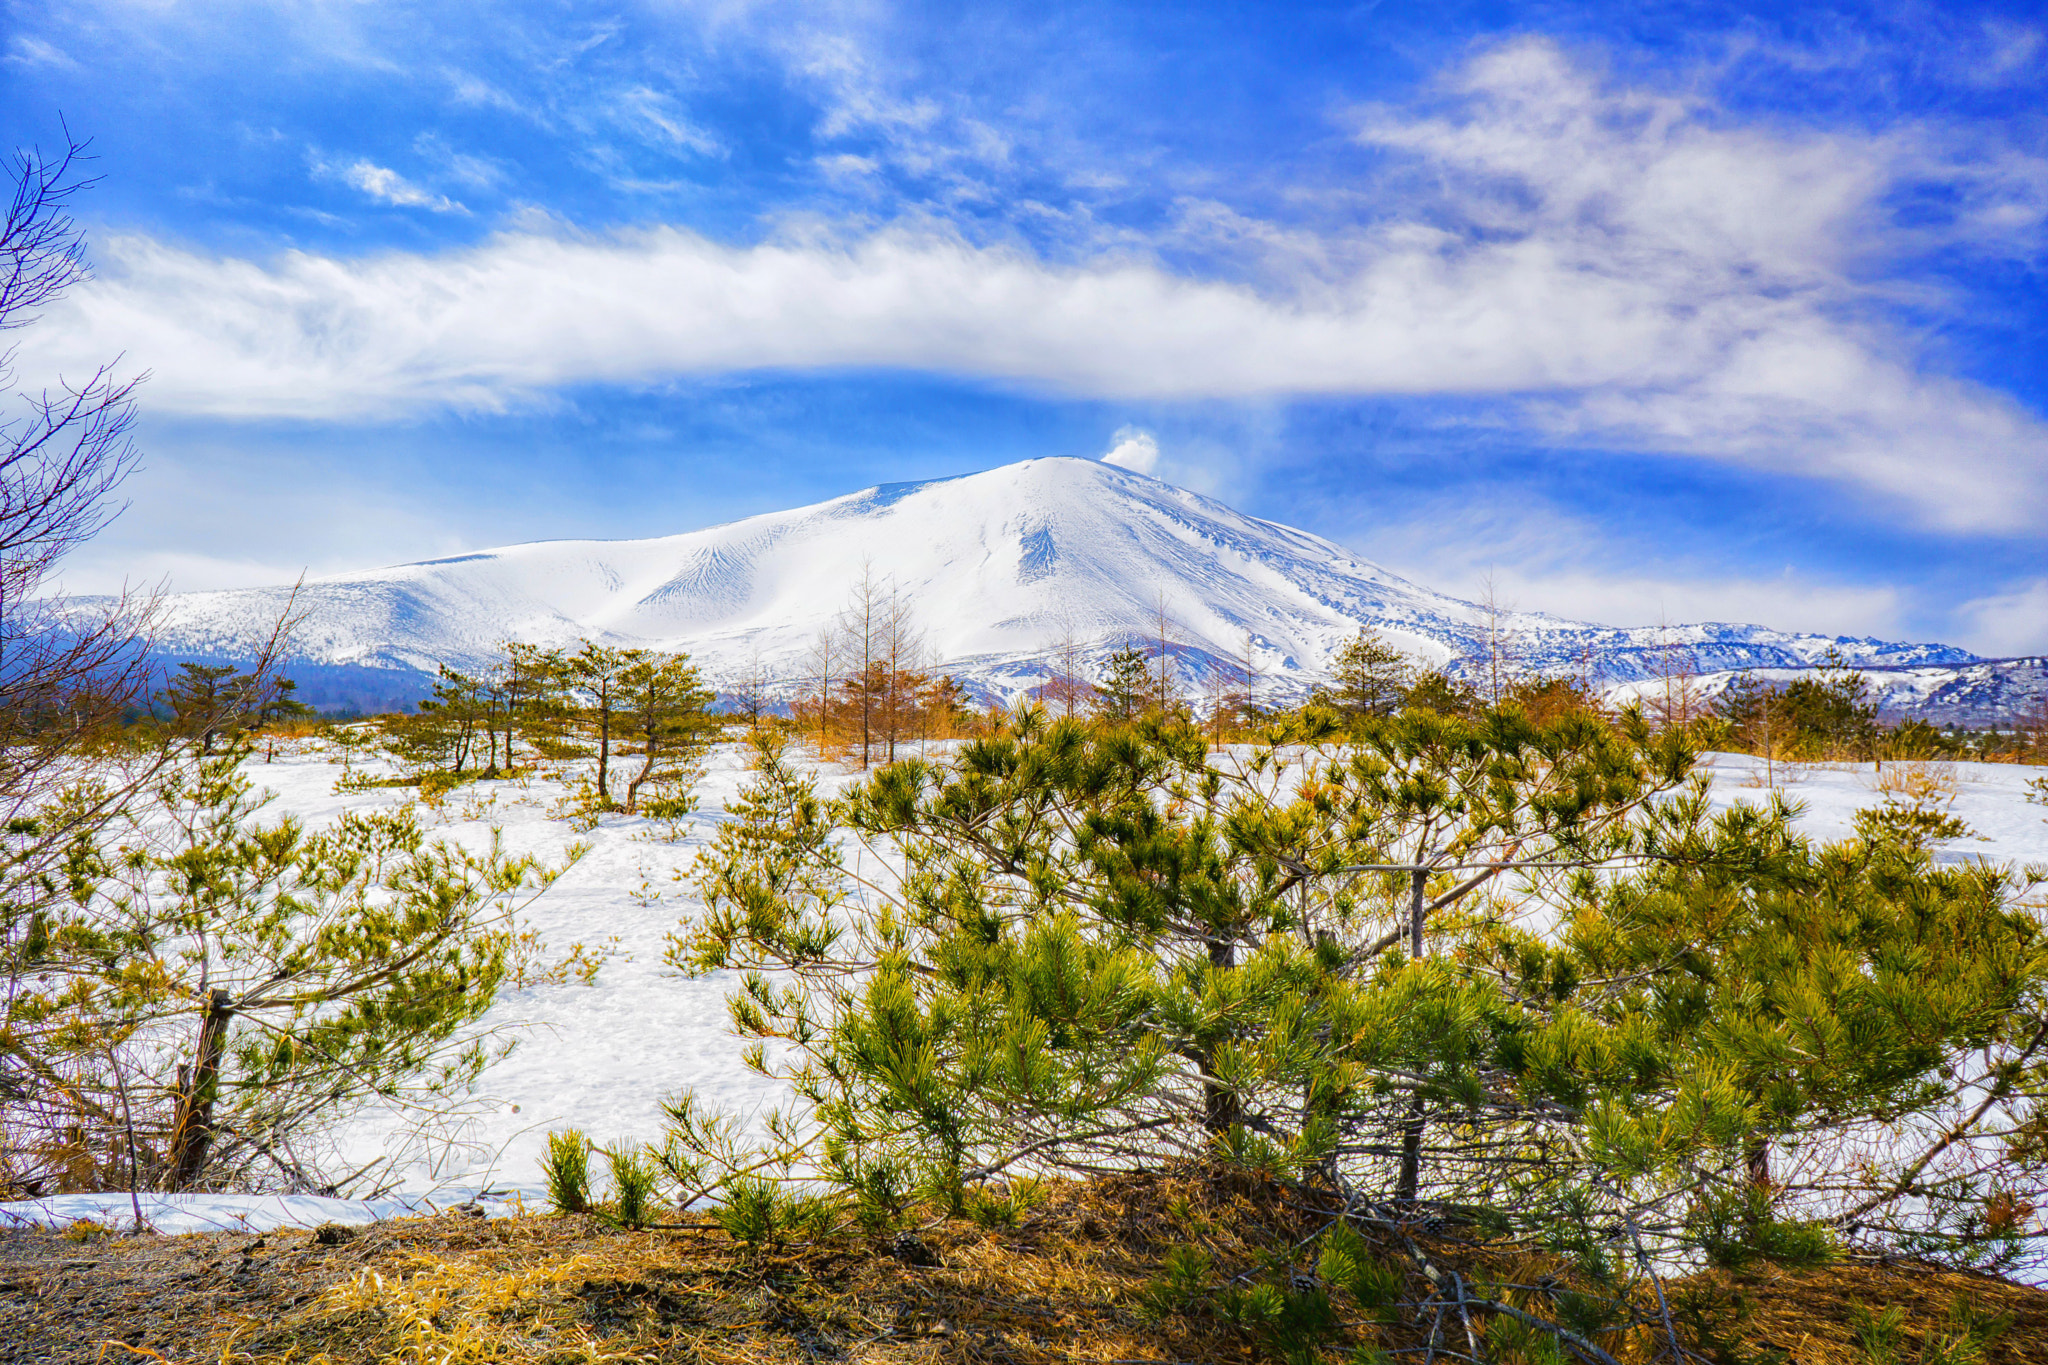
[[444, 67, 530, 115], [613, 85, 724, 158], [5, 34, 79, 69], [1958, 578, 2048, 657], [412, 134, 510, 191], [318, 157, 469, 213], [38, 38, 2048, 536]]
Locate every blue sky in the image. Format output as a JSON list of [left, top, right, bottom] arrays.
[[7, 0, 2046, 652]]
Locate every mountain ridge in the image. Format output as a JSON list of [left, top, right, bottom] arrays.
[[88, 456, 1998, 712]]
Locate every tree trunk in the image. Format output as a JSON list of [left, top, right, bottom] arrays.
[[1200, 935, 1240, 1135], [595, 684, 612, 805], [1396, 868, 1428, 1208], [625, 740, 657, 813], [167, 989, 233, 1190], [1395, 1094, 1425, 1209]]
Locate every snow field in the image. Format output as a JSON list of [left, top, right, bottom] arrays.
[[1696, 751, 2048, 871], [3, 740, 2043, 1235]]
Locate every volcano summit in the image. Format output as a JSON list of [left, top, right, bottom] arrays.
[[114, 458, 1988, 713]]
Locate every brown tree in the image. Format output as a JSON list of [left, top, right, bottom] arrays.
[[1646, 623, 1708, 731], [1149, 590, 1183, 716], [1038, 606, 1094, 716], [0, 132, 157, 771], [840, 565, 884, 766], [878, 588, 924, 763], [1466, 574, 1522, 707], [804, 625, 839, 758]]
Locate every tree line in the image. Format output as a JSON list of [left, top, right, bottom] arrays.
[[371, 641, 715, 814], [1029, 619, 2048, 766], [787, 566, 980, 767]]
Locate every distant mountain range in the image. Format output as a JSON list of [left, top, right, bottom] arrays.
[[84, 457, 2040, 721]]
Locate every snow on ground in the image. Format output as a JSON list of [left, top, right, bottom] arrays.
[[1696, 750, 2048, 872], [5, 740, 2044, 1235], [0, 1190, 513, 1236], [312, 742, 812, 1207]]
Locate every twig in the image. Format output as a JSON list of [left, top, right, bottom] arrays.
[[104, 1044, 147, 1234], [1452, 1269, 1485, 1364]]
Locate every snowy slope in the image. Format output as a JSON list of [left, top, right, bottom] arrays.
[[89, 457, 1981, 706]]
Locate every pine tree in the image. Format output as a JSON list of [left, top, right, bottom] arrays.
[[568, 642, 632, 807], [616, 653, 716, 813], [1777, 647, 1880, 757], [3, 750, 558, 1194], [503, 642, 572, 766], [379, 664, 490, 782], [1094, 647, 1152, 721], [1320, 630, 1412, 718], [658, 707, 2048, 1342], [162, 662, 295, 754], [1399, 668, 1479, 717]]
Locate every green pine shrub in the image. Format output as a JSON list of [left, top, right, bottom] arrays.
[[633, 710, 2048, 1352], [2, 750, 560, 1196], [603, 1142, 662, 1229], [542, 1130, 593, 1215]]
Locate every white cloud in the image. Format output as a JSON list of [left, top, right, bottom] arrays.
[[5, 34, 79, 69], [1339, 38, 2048, 528], [413, 134, 509, 191], [1099, 427, 1159, 474], [614, 86, 724, 157], [38, 38, 2048, 533], [1957, 578, 2048, 656], [444, 68, 530, 115], [1346, 496, 1915, 640], [329, 159, 467, 213], [816, 153, 880, 180]]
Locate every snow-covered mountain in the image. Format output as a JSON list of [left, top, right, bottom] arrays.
[[1607, 656, 2048, 727], [104, 457, 1996, 711]]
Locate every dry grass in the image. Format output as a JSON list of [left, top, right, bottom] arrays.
[[1873, 760, 1963, 808], [1740, 760, 1807, 789], [1676, 1260, 2048, 1363], [5, 1174, 2048, 1364]]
